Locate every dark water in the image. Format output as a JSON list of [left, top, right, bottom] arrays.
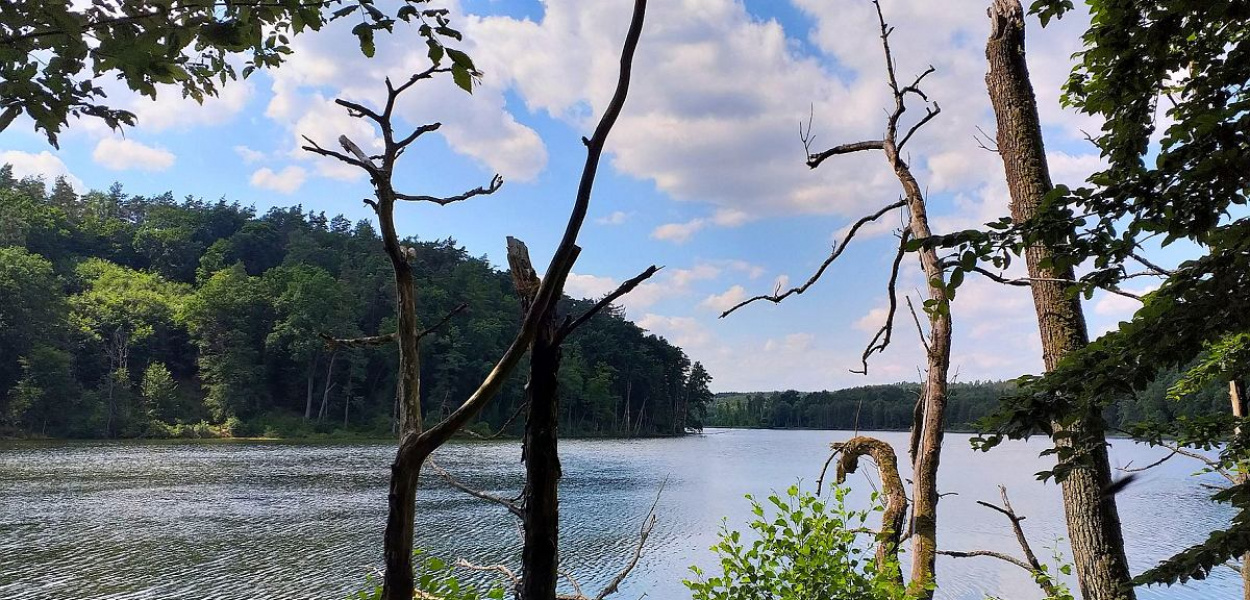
[[0, 429, 1238, 599]]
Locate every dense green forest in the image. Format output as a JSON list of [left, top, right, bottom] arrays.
[[710, 374, 1231, 432], [0, 166, 713, 439]]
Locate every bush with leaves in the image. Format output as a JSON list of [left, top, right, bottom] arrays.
[[350, 550, 504, 600], [685, 484, 908, 600]]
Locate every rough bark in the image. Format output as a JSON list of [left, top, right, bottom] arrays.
[[985, 3, 1135, 599], [832, 436, 908, 584], [1231, 379, 1249, 600]]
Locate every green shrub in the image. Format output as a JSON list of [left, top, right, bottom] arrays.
[[349, 550, 505, 600], [685, 484, 908, 600]]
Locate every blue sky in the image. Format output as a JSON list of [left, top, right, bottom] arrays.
[[0, 0, 1170, 392]]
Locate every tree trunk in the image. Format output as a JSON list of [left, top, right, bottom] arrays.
[[319, 351, 339, 422], [883, 138, 952, 600], [1230, 379, 1249, 600], [986, 3, 1135, 599], [521, 319, 562, 600], [305, 356, 317, 420]]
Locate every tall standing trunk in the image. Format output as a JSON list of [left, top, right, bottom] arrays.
[[985, 3, 1135, 599], [501, 236, 566, 600], [378, 187, 426, 600], [884, 135, 952, 600]]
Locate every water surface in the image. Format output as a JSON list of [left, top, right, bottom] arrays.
[[0, 429, 1237, 599]]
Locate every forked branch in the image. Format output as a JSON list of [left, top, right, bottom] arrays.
[[558, 265, 661, 341], [938, 485, 1062, 598]]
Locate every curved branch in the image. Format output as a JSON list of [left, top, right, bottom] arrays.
[[830, 436, 907, 585], [807, 140, 884, 169], [395, 174, 504, 205], [720, 199, 907, 318], [853, 228, 911, 375], [428, 459, 523, 518]]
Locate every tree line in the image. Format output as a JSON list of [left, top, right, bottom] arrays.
[[0, 167, 712, 440], [709, 373, 1231, 433]]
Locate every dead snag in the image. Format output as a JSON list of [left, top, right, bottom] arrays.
[[984, 2, 1134, 599], [831, 436, 908, 586]]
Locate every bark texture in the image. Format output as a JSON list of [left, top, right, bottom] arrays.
[[832, 436, 908, 585], [986, 2, 1135, 599]]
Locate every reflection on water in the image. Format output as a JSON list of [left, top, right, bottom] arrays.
[[0, 429, 1238, 600]]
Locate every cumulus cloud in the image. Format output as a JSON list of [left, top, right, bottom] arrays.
[[652, 218, 706, 243], [250, 166, 308, 194], [234, 145, 267, 163], [0, 150, 86, 192], [595, 211, 631, 225], [565, 273, 621, 299], [92, 138, 176, 171], [700, 285, 748, 313]]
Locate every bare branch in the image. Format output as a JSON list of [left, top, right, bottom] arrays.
[[338, 135, 374, 167], [320, 331, 396, 349], [720, 199, 907, 318], [905, 295, 930, 355], [417, 303, 469, 341], [461, 401, 527, 440], [807, 140, 885, 169], [940, 485, 1061, 598], [455, 559, 520, 597], [967, 266, 1143, 301], [853, 228, 911, 375], [395, 123, 442, 150], [428, 460, 523, 518], [1119, 450, 1178, 473], [396, 174, 504, 205], [558, 265, 662, 341], [301, 135, 373, 171], [334, 98, 383, 124], [1129, 251, 1175, 277], [898, 102, 940, 152], [592, 478, 665, 600]]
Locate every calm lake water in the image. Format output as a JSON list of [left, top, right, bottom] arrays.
[[0, 429, 1239, 600]]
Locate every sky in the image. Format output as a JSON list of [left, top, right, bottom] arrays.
[[0, 0, 1171, 393]]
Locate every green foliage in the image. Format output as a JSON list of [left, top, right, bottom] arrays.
[[685, 484, 908, 600], [349, 550, 505, 600], [0, 0, 477, 146], [0, 168, 706, 439]]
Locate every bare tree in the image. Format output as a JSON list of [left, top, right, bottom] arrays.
[[984, 2, 1134, 598], [723, 2, 951, 595], [304, 2, 648, 598]]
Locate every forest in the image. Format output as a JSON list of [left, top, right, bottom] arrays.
[[1, 1, 1248, 600], [0, 168, 713, 439]]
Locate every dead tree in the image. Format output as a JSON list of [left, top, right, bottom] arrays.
[[939, 485, 1064, 599], [722, 2, 951, 595], [984, 2, 1135, 598], [304, 2, 648, 598], [507, 237, 658, 600], [824, 437, 909, 586]]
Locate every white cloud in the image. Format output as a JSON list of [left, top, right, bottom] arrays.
[[700, 285, 748, 313], [638, 313, 712, 348], [263, 16, 548, 183], [595, 210, 631, 225], [250, 166, 308, 194], [565, 273, 620, 299], [0, 150, 85, 192], [92, 138, 176, 171], [130, 80, 254, 132], [652, 218, 706, 243], [234, 145, 267, 163]]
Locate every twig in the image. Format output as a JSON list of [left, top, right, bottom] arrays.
[[720, 199, 907, 318], [905, 295, 930, 354], [939, 485, 1061, 598], [967, 266, 1143, 301], [807, 140, 885, 169], [592, 478, 666, 600]]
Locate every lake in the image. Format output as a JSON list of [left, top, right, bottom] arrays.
[[0, 429, 1239, 599]]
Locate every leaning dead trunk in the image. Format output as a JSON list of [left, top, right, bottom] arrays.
[[985, 2, 1135, 599], [832, 436, 908, 585]]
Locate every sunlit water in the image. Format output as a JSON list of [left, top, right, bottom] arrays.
[[0, 429, 1238, 599]]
